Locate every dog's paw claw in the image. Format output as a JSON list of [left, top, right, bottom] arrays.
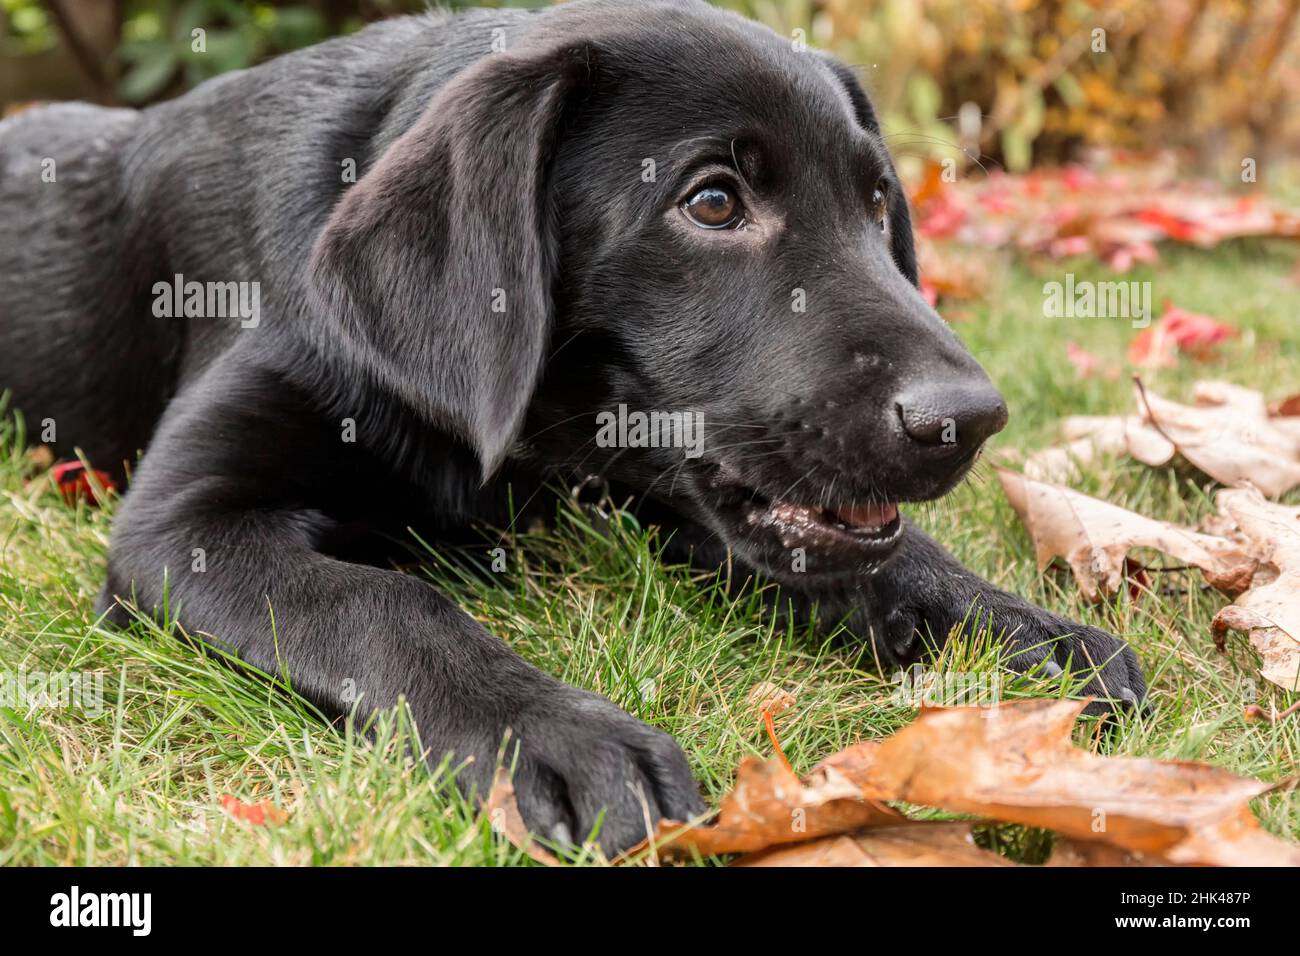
[[1001, 611, 1147, 715], [500, 690, 702, 856]]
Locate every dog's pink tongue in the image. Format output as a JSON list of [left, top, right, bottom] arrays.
[[833, 502, 898, 530]]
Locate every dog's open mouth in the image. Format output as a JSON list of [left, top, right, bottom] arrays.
[[699, 464, 904, 570], [758, 499, 901, 543]]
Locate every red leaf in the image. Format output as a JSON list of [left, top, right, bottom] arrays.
[[1065, 341, 1102, 379], [49, 461, 116, 506], [1104, 241, 1158, 273], [1129, 302, 1237, 368], [920, 277, 939, 306], [1160, 303, 1238, 352], [220, 794, 288, 826]]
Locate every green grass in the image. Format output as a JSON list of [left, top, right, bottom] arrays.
[[2, 241, 1297, 866]]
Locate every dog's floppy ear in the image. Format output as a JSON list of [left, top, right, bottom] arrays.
[[821, 56, 881, 135], [820, 56, 920, 287], [306, 43, 596, 480], [882, 173, 919, 288]]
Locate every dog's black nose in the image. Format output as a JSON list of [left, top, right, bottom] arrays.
[[895, 383, 1008, 453]]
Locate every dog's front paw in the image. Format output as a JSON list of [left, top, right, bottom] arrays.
[[1000, 608, 1147, 714], [501, 689, 706, 856], [864, 595, 1146, 714]]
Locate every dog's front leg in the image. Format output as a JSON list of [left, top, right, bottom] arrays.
[[99, 467, 703, 856], [847, 518, 1146, 709], [645, 503, 1144, 708]]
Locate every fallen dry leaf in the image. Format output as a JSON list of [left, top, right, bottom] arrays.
[[1160, 805, 1300, 867], [490, 700, 1299, 867], [645, 750, 905, 858], [911, 154, 1300, 272], [47, 461, 117, 506], [747, 680, 797, 770], [219, 794, 288, 827], [1064, 341, 1121, 381], [997, 468, 1256, 600], [1027, 381, 1300, 497], [746, 681, 796, 716], [486, 747, 904, 866], [1210, 489, 1300, 691], [735, 821, 1013, 867], [1216, 606, 1300, 692], [25, 445, 54, 472], [485, 768, 562, 866], [1134, 382, 1300, 497], [1012, 425, 1300, 692], [1269, 393, 1300, 418], [1025, 414, 1173, 482], [1129, 304, 1237, 368], [1245, 700, 1300, 724], [832, 700, 1300, 867], [1045, 838, 1154, 867]]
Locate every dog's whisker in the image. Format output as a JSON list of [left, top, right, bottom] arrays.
[[877, 129, 1000, 177]]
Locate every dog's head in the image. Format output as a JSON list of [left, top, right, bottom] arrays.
[[307, 0, 1006, 586]]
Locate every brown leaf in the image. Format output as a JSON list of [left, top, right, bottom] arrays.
[[746, 681, 796, 717], [25, 445, 54, 473], [645, 752, 905, 859], [1062, 414, 1176, 466], [997, 468, 1256, 600], [1134, 382, 1300, 497], [1026, 415, 1174, 482], [1046, 838, 1156, 867], [826, 699, 1300, 866], [1161, 806, 1300, 868], [1268, 393, 1300, 418], [1029, 382, 1300, 497], [1210, 489, 1300, 691], [735, 822, 1014, 867], [1218, 488, 1300, 584], [1214, 606, 1300, 693], [1018, 400, 1300, 692], [489, 701, 1298, 867], [485, 768, 562, 866]]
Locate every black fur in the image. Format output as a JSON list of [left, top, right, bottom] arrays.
[[0, 0, 1143, 854]]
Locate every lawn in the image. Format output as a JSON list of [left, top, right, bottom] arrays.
[[1, 241, 1297, 866]]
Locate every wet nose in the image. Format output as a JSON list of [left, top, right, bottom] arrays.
[[895, 382, 1009, 454]]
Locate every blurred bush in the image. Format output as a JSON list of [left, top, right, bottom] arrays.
[[726, 0, 1300, 178], [113, 0, 332, 102], [4, 0, 1297, 177]]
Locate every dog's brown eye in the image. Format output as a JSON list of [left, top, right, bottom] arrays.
[[871, 183, 888, 232], [683, 185, 741, 229]]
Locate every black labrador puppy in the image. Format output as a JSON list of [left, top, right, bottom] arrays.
[[0, 0, 1144, 853]]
